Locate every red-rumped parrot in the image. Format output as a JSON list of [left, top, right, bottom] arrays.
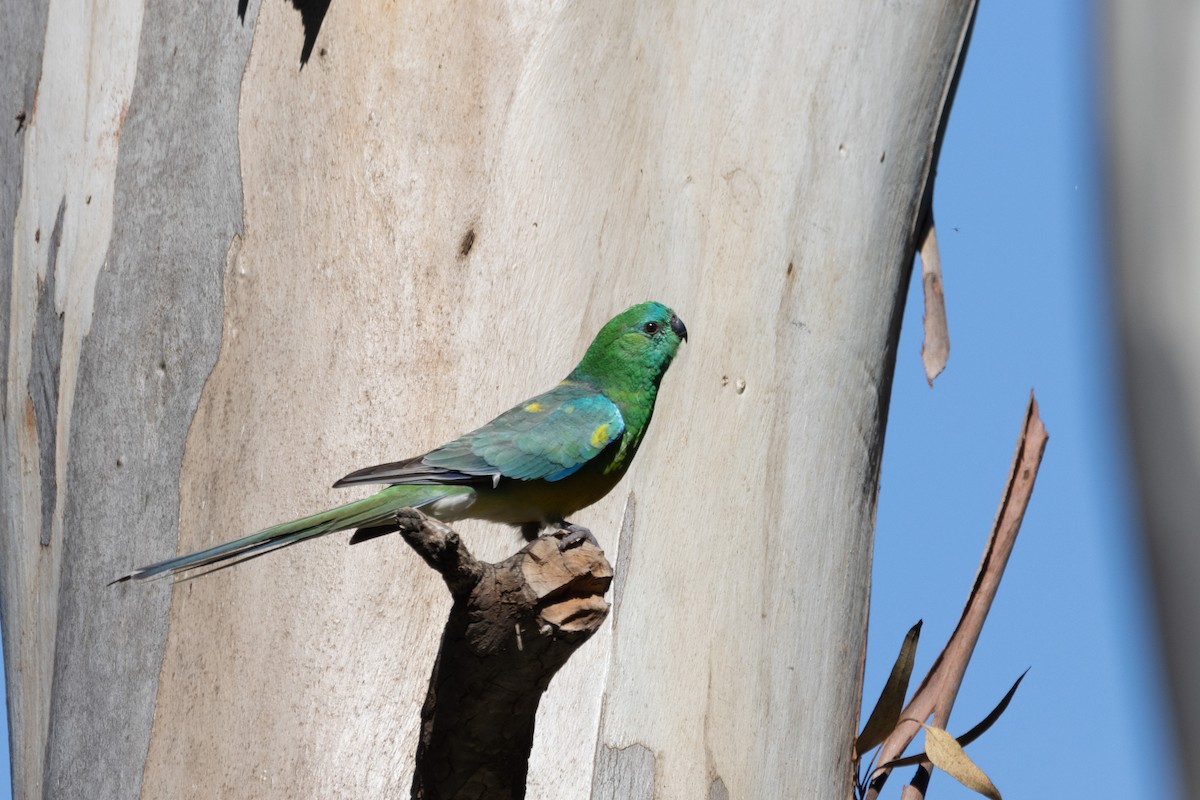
[[114, 301, 686, 582]]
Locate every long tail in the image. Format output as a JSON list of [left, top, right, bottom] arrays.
[[112, 484, 468, 583]]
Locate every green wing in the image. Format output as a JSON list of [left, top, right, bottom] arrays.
[[430, 385, 624, 481], [334, 382, 625, 487]]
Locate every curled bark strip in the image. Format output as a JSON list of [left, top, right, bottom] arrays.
[[920, 218, 950, 386], [393, 510, 613, 800], [866, 393, 1048, 799]]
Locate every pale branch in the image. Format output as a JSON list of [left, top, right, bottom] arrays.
[[392, 510, 613, 800], [865, 393, 1048, 799]]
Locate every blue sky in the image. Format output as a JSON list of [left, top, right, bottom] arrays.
[[864, 1, 1181, 797], [0, 2, 1179, 798]]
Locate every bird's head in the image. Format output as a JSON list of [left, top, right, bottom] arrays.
[[573, 301, 687, 386]]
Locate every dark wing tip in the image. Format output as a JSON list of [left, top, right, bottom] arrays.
[[332, 464, 386, 488], [347, 525, 398, 545], [333, 455, 427, 488]]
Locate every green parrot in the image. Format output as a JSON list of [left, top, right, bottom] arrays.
[[114, 301, 686, 582]]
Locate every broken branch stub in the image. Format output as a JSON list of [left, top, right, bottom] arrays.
[[393, 510, 613, 800]]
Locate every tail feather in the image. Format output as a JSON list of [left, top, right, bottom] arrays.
[[111, 484, 465, 584]]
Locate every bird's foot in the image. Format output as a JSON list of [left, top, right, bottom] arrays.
[[551, 522, 598, 551]]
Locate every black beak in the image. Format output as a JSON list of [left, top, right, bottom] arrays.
[[670, 313, 688, 342]]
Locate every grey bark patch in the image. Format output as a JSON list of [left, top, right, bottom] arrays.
[[30, 197, 66, 546], [1, 2, 55, 795], [709, 775, 729, 800], [0, 0, 50, 415], [591, 742, 656, 800], [611, 490, 636, 619], [38, 3, 258, 799]]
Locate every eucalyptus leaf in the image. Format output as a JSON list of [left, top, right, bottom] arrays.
[[857, 620, 923, 754]]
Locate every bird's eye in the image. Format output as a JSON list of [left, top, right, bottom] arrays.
[[642, 321, 660, 335]]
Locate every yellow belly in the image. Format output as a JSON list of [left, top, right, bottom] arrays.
[[450, 457, 628, 527]]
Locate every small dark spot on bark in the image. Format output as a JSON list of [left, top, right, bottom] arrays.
[[85, 195, 92, 204], [34, 229, 40, 243], [459, 227, 475, 257], [786, 261, 794, 277], [116, 457, 123, 468], [15, 111, 26, 134], [880, 151, 886, 163], [720, 375, 729, 387]]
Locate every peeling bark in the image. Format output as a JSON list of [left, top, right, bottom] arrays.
[[591, 742, 656, 800]]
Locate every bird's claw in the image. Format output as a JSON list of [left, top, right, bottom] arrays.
[[552, 523, 598, 551]]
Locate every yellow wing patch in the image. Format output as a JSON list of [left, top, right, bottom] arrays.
[[524, 402, 543, 412], [590, 423, 610, 448]]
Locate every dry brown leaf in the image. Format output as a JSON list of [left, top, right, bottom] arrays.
[[921, 725, 1001, 800], [857, 620, 923, 755], [879, 669, 1028, 770]]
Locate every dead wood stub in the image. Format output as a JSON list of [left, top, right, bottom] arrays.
[[394, 510, 612, 800]]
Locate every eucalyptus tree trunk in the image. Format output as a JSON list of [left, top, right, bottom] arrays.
[[2, 2, 974, 798], [1107, 4, 1200, 795]]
